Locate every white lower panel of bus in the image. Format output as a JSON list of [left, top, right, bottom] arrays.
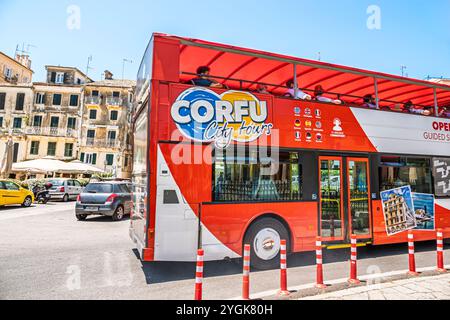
[[154, 146, 240, 262], [350, 107, 450, 156], [436, 199, 450, 210]]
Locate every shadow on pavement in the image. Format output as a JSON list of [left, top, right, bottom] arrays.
[[137, 241, 438, 285], [0, 205, 36, 211], [81, 215, 131, 223]]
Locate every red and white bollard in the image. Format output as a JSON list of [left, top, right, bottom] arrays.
[[242, 244, 251, 300], [407, 230, 419, 276], [436, 229, 446, 273], [348, 235, 360, 284], [315, 236, 327, 289], [194, 249, 204, 300], [278, 239, 290, 296]]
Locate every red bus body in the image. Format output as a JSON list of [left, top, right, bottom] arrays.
[[130, 33, 450, 263]]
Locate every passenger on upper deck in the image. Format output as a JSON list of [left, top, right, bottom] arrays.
[[438, 106, 449, 118], [285, 79, 312, 100], [403, 100, 432, 116], [362, 94, 377, 109], [191, 66, 224, 88], [314, 85, 342, 105], [256, 84, 269, 94]]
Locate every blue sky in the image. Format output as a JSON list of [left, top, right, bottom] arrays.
[[0, 0, 449, 82]]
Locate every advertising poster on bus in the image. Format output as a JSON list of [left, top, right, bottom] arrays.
[[412, 193, 435, 231], [432, 158, 450, 197], [381, 186, 417, 236]]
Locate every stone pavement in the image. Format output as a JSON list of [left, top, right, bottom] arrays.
[[299, 273, 450, 300]]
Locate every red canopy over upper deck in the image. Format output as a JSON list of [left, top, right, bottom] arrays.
[[152, 33, 450, 109]]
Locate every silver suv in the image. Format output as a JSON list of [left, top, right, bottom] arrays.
[[47, 178, 83, 202]]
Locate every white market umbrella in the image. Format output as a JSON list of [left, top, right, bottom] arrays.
[[12, 157, 70, 173], [0, 137, 14, 178], [62, 160, 105, 174]]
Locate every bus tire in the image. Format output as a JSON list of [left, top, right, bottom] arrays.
[[243, 217, 289, 270]]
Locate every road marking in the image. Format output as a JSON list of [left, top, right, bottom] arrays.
[[227, 263, 450, 300], [0, 204, 75, 221]]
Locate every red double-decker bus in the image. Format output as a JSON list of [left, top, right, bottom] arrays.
[[130, 33, 450, 269]]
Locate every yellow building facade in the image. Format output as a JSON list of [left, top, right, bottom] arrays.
[[0, 52, 135, 180], [81, 78, 134, 179]]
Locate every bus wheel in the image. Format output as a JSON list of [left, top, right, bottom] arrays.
[[244, 217, 289, 270]]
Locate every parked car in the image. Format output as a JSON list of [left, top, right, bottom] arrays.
[[75, 182, 132, 221], [0, 180, 34, 207], [47, 178, 83, 202]]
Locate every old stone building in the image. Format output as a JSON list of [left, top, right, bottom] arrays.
[[27, 66, 91, 162], [81, 73, 134, 179], [0, 51, 34, 163], [0, 83, 34, 163], [0, 51, 33, 84], [0, 50, 135, 179]]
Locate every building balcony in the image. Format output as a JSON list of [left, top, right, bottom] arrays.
[[0, 128, 9, 137], [106, 97, 123, 106], [106, 139, 119, 148], [34, 104, 46, 111], [11, 128, 25, 135], [87, 118, 109, 126], [26, 126, 79, 138], [84, 138, 120, 149], [86, 137, 95, 146], [85, 96, 101, 105], [49, 127, 59, 136], [27, 126, 43, 135], [66, 128, 78, 138]]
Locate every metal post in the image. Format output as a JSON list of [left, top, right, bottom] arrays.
[[293, 64, 298, 99], [242, 244, 251, 300], [374, 78, 379, 110], [278, 239, 290, 296], [434, 88, 438, 116]]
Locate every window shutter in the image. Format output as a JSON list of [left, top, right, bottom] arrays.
[[80, 152, 85, 162], [16, 93, 25, 110], [92, 153, 97, 165], [70, 95, 79, 106], [50, 72, 56, 83], [63, 73, 68, 84], [0, 93, 5, 109]]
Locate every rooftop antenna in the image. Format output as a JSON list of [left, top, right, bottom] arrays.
[[86, 55, 93, 78], [401, 65, 407, 77], [15, 43, 36, 56], [25, 44, 37, 54], [122, 58, 133, 80]]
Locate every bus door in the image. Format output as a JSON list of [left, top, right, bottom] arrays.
[[154, 186, 199, 261], [319, 156, 372, 243]]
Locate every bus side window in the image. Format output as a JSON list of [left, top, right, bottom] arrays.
[[163, 190, 179, 204]]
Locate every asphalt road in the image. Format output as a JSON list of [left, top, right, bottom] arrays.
[[0, 202, 448, 300]]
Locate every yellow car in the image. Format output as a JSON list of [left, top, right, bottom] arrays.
[[0, 180, 34, 207]]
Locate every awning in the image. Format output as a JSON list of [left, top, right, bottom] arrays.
[[62, 160, 104, 174], [12, 158, 104, 174], [13, 158, 71, 173], [159, 34, 450, 108]]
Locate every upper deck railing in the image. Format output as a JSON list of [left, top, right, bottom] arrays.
[[181, 71, 449, 119], [134, 34, 450, 120]]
